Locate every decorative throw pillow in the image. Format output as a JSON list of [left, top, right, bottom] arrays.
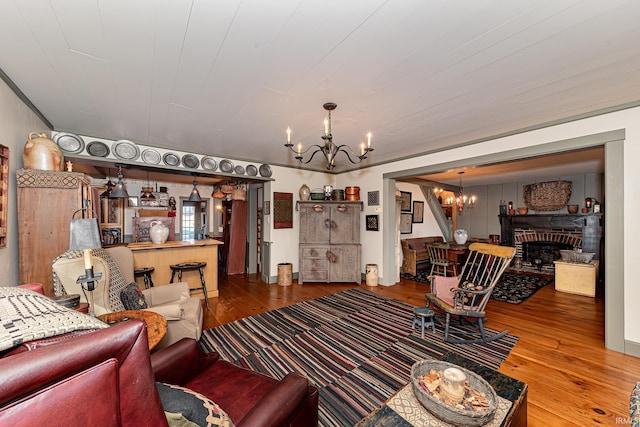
[[156, 383, 235, 427], [0, 287, 108, 352], [120, 283, 148, 310]]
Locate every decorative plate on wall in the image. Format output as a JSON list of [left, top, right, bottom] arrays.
[[163, 152, 180, 167], [141, 148, 161, 165], [201, 156, 217, 171], [182, 154, 200, 169], [86, 141, 110, 157], [113, 140, 140, 160], [259, 164, 272, 178], [234, 165, 245, 175], [53, 133, 85, 154], [219, 159, 234, 173], [246, 164, 258, 176]]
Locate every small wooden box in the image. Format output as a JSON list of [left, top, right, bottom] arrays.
[[554, 260, 599, 297]]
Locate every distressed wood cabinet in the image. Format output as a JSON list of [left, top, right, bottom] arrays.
[[17, 169, 94, 297], [298, 201, 362, 284]]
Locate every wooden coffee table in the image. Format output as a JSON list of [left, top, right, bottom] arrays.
[[98, 310, 167, 350]]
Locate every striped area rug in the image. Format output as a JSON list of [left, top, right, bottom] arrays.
[[199, 288, 518, 426]]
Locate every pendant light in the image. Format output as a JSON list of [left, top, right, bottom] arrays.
[[212, 185, 225, 199], [141, 171, 155, 201], [109, 166, 129, 199], [188, 177, 202, 202]]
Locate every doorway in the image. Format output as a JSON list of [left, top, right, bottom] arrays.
[[181, 198, 208, 240], [382, 129, 625, 353]]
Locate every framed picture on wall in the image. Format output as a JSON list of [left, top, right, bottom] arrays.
[[400, 191, 412, 212], [366, 215, 379, 231], [400, 213, 413, 234], [412, 201, 424, 223]]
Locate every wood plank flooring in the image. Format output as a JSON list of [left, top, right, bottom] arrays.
[[203, 274, 639, 426]]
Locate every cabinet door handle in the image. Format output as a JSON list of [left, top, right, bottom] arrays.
[[337, 204, 347, 212], [326, 251, 336, 262], [324, 219, 337, 229]]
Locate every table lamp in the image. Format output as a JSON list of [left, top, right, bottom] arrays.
[[69, 212, 103, 316]]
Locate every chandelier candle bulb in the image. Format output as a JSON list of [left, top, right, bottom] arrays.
[[287, 127, 291, 143], [324, 119, 329, 135], [367, 131, 372, 147]]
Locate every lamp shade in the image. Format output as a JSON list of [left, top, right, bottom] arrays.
[[110, 166, 129, 198], [188, 179, 202, 201], [69, 218, 102, 251], [110, 182, 129, 198]]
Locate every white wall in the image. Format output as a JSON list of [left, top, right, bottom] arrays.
[[0, 79, 50, 286]]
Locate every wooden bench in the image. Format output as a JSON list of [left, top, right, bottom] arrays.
[[401, 236, 444, 276]]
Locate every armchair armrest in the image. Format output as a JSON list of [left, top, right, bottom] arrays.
[[236, 372, 310, 427], [151, 337, 219, 385], [144, 304, 183, 321], [142, 282, 190, 306]]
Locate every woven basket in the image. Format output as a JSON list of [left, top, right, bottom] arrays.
[[231, 189, 246, 200], [411, 360, 498, 426], [221, 184, 235, 194], [523, 180, 572, 211]]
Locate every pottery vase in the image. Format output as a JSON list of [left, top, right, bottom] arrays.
[[299, 184, 311, 201], [454, 229, 468, 245], [149, 221, 169, 244], [23, 132, 64, 171]]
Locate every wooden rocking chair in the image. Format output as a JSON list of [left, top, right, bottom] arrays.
[[425, 243, 515, 344]]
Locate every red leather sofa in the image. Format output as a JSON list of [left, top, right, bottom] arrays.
[[0, 285, 319, 427]]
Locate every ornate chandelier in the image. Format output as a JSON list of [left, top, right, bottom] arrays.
[[456, 172, 476, 213], [285, 102, 373, 170]]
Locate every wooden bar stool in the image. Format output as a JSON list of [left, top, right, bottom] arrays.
[[170, 262, 209, 309], [134, 267, 155, 289]]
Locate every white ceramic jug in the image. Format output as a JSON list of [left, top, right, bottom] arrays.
[[149, 221, 169, 244], [454, 229, 468, 245]]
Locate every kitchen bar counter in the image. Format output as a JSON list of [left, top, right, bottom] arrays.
[[128, 239, 223, 300]]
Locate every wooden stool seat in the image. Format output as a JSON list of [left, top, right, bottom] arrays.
[[170, 262, 209, 309], [134, 267, 155, 289], [413, 307, 435, 338]]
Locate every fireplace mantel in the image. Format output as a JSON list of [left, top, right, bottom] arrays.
[[499, 213, 604, 265]]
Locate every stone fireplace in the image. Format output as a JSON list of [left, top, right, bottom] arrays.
[[513, 228, 582, 273], [499, 213, 603, 275]]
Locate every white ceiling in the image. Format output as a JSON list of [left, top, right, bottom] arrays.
[[0, 0, 637, 178]]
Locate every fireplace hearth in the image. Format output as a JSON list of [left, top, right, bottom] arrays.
[[522, 241, 574, 268], [499, 213, 603, 275]]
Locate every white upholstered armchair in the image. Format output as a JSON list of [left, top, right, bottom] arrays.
[[52, 246, 203, 349]]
